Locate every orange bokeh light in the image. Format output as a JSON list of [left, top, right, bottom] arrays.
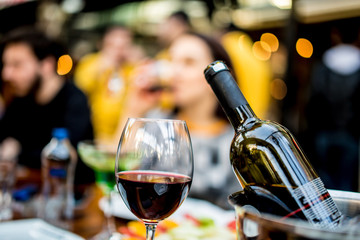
[[57, 54, 73, 75], [252, 41, 271, 61], [260, 33, 279, 52], [270, 78, 287, 100], [296, 38, 313, 58]]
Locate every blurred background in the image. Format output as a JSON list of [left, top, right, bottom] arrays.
[[2, 0, 359, 127], [1, 0, 360, 191]]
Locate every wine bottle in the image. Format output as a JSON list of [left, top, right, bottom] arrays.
[[204, 61, 342, 229]]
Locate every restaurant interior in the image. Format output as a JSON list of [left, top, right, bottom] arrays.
[[1, 0, 360, 239]]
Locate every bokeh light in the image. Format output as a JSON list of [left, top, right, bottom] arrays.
[[270, 0, 292, 9], [252, 41, 271, 61], [237, 34, 249, 51], [270, 78, 287, 100], [57, 54, 73, 75], [296, 38, 313, 58], [260, 33, 279, 52]]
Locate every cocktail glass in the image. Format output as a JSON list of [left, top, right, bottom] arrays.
[[78, 140, 121, 240]]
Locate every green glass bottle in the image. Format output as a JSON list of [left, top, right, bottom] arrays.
[[204, 61, 342, 229]]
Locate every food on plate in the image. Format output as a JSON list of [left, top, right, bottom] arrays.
[[118, 214, 236, 240]]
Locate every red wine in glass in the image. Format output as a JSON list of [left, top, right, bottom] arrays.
[[116, 118, 193, 240], [116, 170, 192, 223]]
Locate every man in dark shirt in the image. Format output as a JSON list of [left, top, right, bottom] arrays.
[[0, 27, 95, 188]]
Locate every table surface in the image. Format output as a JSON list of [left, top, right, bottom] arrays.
[[6, 166, 237, 239], [8, 167, 128, 239]]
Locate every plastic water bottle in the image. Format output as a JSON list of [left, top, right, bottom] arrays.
[[39, 128, 77, 226]]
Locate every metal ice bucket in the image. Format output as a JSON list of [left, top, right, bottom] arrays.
[[228, 190, 360, 240]]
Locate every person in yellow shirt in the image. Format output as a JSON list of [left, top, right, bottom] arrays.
[[74, 26, 143, 143]]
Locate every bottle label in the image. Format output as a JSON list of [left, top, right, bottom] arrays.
[[286, 178, 342, 229], [49, 168, 67, 179]]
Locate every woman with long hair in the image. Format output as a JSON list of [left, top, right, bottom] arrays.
[[115, 32, 240, 208]]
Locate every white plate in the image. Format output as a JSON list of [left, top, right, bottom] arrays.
[[101, 192, 235, 226], [99, 191, 137, 221], [0, 218, 84, 240]]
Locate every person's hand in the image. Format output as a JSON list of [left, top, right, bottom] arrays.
[[125, 59, 164, 116], [109, 60, 165, 147]]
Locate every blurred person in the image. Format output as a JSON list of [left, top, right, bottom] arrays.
[[156, 10, 191, 60], [0, 59, 14, 119], [74, 25, 144, 144], [0, 88, 4, 119], [305, 19, 360, 192], [0, 27, 94, 193], [166, 33, 240, 208], [117, 33, 241, 209], [154, 11, 192, 111]]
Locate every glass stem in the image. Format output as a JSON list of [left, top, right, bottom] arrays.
[[145, 224, 157, 240], [106, 193, 117, 233]]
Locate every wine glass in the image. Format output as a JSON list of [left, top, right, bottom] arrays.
[[115, 118, 193, 240], [77, 140, 120, 240]]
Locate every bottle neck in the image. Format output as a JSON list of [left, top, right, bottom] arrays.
[[50, 137, 65, 149], [204, 61, 257, 130], [228, 104, 257, 130]]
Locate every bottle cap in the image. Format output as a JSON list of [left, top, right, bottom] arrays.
[[204, 60, 229, 82], [52, 128, 69, 140]]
